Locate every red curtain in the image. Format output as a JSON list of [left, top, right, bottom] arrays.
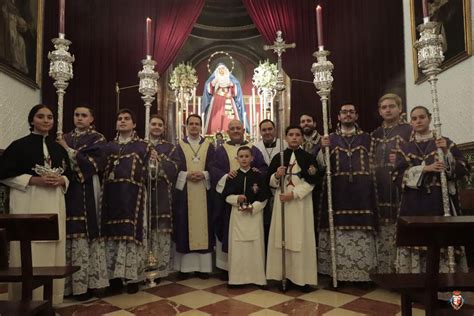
[[242, 0, 320, 128], [242, 0, 405, 133], [42, 0, 204, 140]]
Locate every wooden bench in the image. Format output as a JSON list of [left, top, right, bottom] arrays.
[[0, 214, 80, 315], [370, 216, 474, 316]]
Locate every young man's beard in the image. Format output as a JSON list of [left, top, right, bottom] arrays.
[[303, 126, 314, 136]]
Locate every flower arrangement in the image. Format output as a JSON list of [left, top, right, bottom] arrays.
[[169, 63, 198, 91], [252, 60, 278, 89]]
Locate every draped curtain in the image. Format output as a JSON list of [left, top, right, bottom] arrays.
[[42, 0, 204, 140], [242, 0, 405, 133]]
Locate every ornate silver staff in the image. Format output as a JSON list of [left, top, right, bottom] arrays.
[[414, 20, 455, 272], [48, 33, 74, 140], [312, 48, 337, 287], [138, 54, 160, 286], [264, 30, 295, 292]]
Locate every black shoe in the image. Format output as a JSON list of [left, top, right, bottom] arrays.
[[259, 284, 268, 290], [126, 283, 139, 294], [299, 284, 315, 293], [177, 272, 191, 281], [196, 272, 209, 280], [107, 278, 123, 295], [219, 271, 229, 281], [74, 291, 93, 301], [153, 277, 161, 285]]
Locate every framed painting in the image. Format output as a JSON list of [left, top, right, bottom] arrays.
[[410, 0, 472, 84], [0, 0, 43, 88]]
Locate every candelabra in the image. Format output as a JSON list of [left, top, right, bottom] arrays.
[[48, 33, 74, 140], [414, 21, 455, 272], [311, 48, 337, 287], [138, 55, 160, 287]]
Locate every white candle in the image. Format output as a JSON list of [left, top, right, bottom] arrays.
[[192, 87, 196, 114], [198, 96, 201, 118]]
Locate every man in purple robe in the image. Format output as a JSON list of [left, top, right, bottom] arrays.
[[370, 93, 412, 274], [59, 105, 109, 300], [209, 119, 267, 276], [318, 102, 378, 283], [148, 115, 179, 283], [173, 114, 215, 279], [394, 106, 469, 273], [101, 108, 155, 294]]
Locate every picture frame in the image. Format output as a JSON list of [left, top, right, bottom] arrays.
[[410, 0, 472, 84], [0, 0, 43, 88]]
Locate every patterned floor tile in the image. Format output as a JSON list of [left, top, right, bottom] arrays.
[[233, 289, 292, 308], [204, 283, 261, 297], [269, 298, 334, 315], [395, 308, 425, 316], [323, 308, 367, 315], [177, 277, 226, 290], [341, 297, 401, 315], [199, 298, 263, 315], [55, 300, 121, 316], [362, 288, 401, 305], [179, 310, 211, 316], [248, 309, 287, 316], [333, 283, 377, 297], [102, 311, 135, 316], [127, 299, 191, 315], [144, 283, 195, 298], [102, 291, 162, 309], [299, 289, 359, 307], [168, 290, 227, 309]]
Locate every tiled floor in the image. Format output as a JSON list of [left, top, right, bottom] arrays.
[[1, 277, 473, 315]]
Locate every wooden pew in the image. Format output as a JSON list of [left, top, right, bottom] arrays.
[[0, 214, 80, 315], [371, 216, 474, 316]]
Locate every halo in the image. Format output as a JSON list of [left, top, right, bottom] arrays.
[[207, 51, 235, 74]]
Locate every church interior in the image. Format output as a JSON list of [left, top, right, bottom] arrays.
[[0, 0, 473, 315]]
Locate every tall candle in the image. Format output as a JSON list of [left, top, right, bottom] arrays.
[[59, 0, 65, 34], [146, 18, 152, 56], [316, 5, 324, 49], [422, 0, 429, 23]]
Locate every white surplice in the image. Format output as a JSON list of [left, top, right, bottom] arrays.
[[226, 180, 267, 285], [266, 153, 317, 286]]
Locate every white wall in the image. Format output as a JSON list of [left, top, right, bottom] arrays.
[[0, 73, 41, 149], [403, 0, 474, 144]]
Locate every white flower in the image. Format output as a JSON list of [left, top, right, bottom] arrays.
[[252, 60, 278, 89], [170, 63, 198, 91]]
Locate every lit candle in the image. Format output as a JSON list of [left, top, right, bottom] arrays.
[[59, 0, 65, 34], [146, 17, 152, 57], [316, 5, 324, 50], [193, 87, 196, 114], [198, 96, 202, 117], [422, 0, 429, 23]]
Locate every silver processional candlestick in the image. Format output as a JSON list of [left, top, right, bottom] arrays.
[[48, 33, 74, 140], [264, 30, 295, 292], [139, 55, 159, 141], [414, 20, 455, 272], [138, 54, 160, 286], [311, 48, 338, 288]]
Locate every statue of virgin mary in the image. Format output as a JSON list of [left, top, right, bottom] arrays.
[[202, 63, 248, 135]]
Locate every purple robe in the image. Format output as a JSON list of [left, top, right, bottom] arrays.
[[395, 136, 469, 216], [151, 141, 178, 232], [173, 138, 215, 253], [64, 128, 106, 240], [209, 141, 268, 249], [319, 129, 377, 231], [371, 123, 412, 224], [101, 134, 152, 243]]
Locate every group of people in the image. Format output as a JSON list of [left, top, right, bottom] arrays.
[[0, 92, 469, 304]]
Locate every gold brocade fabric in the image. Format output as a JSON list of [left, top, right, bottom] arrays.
[[180, 139, 211, 251]]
